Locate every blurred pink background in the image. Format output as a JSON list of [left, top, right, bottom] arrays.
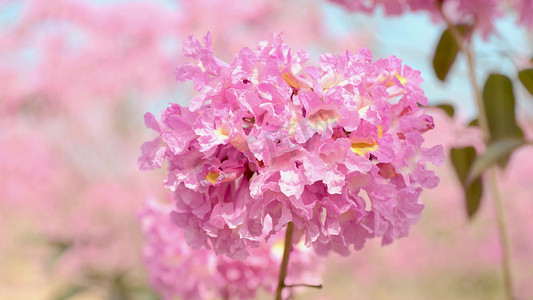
[[1, 0, 532, 299]]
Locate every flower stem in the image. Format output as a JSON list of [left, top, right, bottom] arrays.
[[489, 168, 515, 300], [284, 283, 323, 289], [275, 222, 294, 300], [437, 3, 515, 299]]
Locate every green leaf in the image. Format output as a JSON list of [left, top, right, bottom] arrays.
[[466, 138, 525, 185], [450, 147, 484, 219], [482, 73, 524, 167], [434, 103, 455, 117], [483, 73, 523, 141], [518, 68, 533, 96], [49, 285, 87, 300], [432, 25, 471, 81], [468, 118, 479, 127]]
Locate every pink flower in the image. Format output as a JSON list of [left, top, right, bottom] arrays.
[[329, 0, 529, 38], [139, 198, 323, 300], [140, 33, 442, 258]]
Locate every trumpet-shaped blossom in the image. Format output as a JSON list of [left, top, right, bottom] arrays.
[[139, 198, 322, 300], [140, 33, 442, 259]]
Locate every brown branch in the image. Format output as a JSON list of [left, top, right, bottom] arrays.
[[284, 283, 323, 289], [275, 222, 294, 300]]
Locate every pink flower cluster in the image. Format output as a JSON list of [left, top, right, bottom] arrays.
[[330, 0, 533, 38], [330, 0, 438, 16], [0, 0, 369, 294], [139, 33, 443, 259], [139, 198, 322, 300]]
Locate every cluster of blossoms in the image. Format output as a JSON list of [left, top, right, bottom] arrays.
[[139, 33, 442, 259], [139, 198, 322, 300], [1, 0, 369, 296], [330, 0, 533, 37]]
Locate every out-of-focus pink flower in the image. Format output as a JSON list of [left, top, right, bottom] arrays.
[[0, 0, 181, 116], [0, 0, 369, 119], [41, 181, 146, 277], [0, 120, 63, 208], [329, 0, 435, 15], [140, 33, 442, 259], [139, 197, 322, 300], [329, 0, 533, 38]]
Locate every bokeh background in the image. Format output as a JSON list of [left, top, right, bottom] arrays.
[[1, 0, 532, 299]]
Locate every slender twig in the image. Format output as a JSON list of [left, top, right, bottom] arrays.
[[275, 222, 294, 300], [436, 3, 515, 299], [284, 283, 323, 289]]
